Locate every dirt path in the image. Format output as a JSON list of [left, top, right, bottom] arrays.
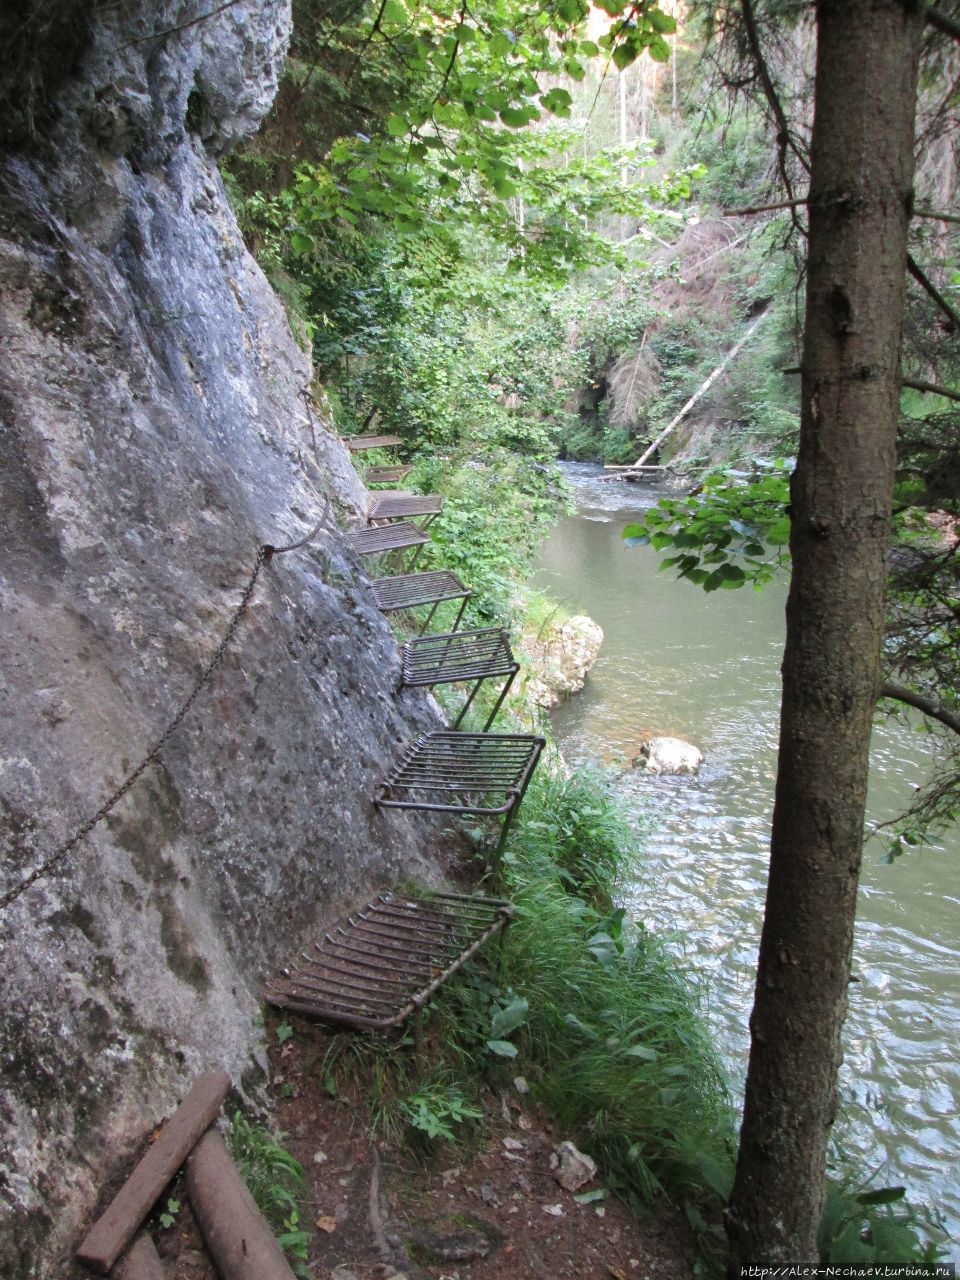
[[156, 1017, 695, 1280]]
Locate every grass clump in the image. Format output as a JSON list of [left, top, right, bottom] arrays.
[[227, 1111, 310, 1269], [493, 765, 736, 1249]]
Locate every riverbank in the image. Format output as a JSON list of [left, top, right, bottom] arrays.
[[533, 462, 959, 1255]]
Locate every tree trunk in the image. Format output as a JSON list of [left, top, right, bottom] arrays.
[[725, 0, 924, 1267]]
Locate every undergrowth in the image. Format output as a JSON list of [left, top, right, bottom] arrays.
[[322, 762, 738, 1268], [227, 1111, 311, 1272]]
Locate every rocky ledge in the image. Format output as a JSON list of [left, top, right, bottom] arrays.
[[520, 614, 604, 709]]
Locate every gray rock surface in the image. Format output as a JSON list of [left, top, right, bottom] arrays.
[[520, 613, 603, 709], [0, 4, 449, 1274], [633, 737, 704, 776]]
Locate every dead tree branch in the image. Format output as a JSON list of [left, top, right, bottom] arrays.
[[926, 6, 960, 43], [907, 252, 960, 331], [880, 680, 960, 736], [902, 376, 960, 402]]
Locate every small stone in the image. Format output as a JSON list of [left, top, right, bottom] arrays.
[[502, 1136, 524, 1151], [313, 1150, 328, 1164], [543, 1203, 564, 1217], [408, 1215, 503, 1263], [441, 1167, 461, 1186], [331, 1268, 357, 1280], [553, 1140, 597, 1192], [513, 1076, 529, 1094]]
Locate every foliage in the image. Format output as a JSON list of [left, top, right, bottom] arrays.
[[414, 451, 570, 620], [231, 0, 687, 263], [227, 1112, 309, 1266], [819, 1170, 948, 1266], [492, 763, 736, 1261], [501, 761, 641, 902], [622, 460, 792, 590], [157, 1196, 180, 1230], [400, 1081, 483, 1144]]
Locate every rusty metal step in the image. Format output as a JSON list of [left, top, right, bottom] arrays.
[[346, 521, 429, 564], [400, 628, 519, 730], [375, 731, 545, 863], [262, 892, 512, 1029], [370, 570, 472, 635], [367, 492, 443, 527], [342, 434, 402, 452], [365, 465, 413, 485]]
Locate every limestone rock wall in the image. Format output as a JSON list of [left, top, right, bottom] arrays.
[[520, 615, 604, 709], [0, 5, 447, 1273]]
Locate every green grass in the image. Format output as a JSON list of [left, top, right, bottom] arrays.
[[227, 1111, 311, 1270], [412, 762, 738, 1265], [494, 766, 735, 1247]]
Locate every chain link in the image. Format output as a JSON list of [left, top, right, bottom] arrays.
[[1, 501, 331, 915]]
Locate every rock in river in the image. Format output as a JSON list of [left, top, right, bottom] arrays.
[[633, 737, 704, 775]]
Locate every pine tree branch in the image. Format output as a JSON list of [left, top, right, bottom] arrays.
[[880, 680, 960, 736], [913, 206, 960, 225], [740, 0, 810, 241], [902, 376, 960, 402], [724, 198, 808, 217], [907, 252, 960, 330], [926, 6, 960, 43]]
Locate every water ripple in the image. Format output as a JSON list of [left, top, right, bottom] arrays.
[[534, 463, 960, 1248]]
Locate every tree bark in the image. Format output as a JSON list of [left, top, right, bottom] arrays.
[[725, 0, 925, 1268]]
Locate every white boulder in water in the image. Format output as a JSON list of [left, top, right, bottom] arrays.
[[634, 736, 703, 775]]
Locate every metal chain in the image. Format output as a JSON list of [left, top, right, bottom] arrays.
[[1, 503, 331, 915]]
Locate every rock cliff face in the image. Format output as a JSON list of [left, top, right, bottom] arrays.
[[0, 5, 448, 1273], [520, 615, 604, 709]]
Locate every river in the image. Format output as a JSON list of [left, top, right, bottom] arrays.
[[532, 463, 959, 1249]]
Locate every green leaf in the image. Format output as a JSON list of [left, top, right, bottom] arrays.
[[486, 1038, 519, 1057], [767, 517, 791, 546], [499, 105, 540, 128], [574, 1188, 607, 1203], [490, 994, 529, 1038], [386, 114, 409, 137], [541, 87, 573, 116], [648, 8, 677, 34], [564, 1012, 599, 1040], [612, 42, 638, 71], [276, 1022, 294, 1045], [623, 1043, 658, 1061]]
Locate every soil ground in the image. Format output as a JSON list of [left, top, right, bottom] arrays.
[[141, 1013, 695, 1280]]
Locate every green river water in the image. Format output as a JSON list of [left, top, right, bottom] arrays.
[[532, 463, 959, 1249]]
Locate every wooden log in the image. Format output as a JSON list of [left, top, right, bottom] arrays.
[[77, 1071, 231, 1274], [111, 1235, 165, 1280], [187, 1130, 297, 1280]]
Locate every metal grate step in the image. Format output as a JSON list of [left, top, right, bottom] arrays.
[[401, 628, 519, 730], [367, 493, 444, 527], [343, 434, 402, 452], [262, 891, 512, 1030], [371, 570, 472, 634], [375, 731, 545, 862], [346, 522, 430, 563], [365, 465, 413, 485]]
